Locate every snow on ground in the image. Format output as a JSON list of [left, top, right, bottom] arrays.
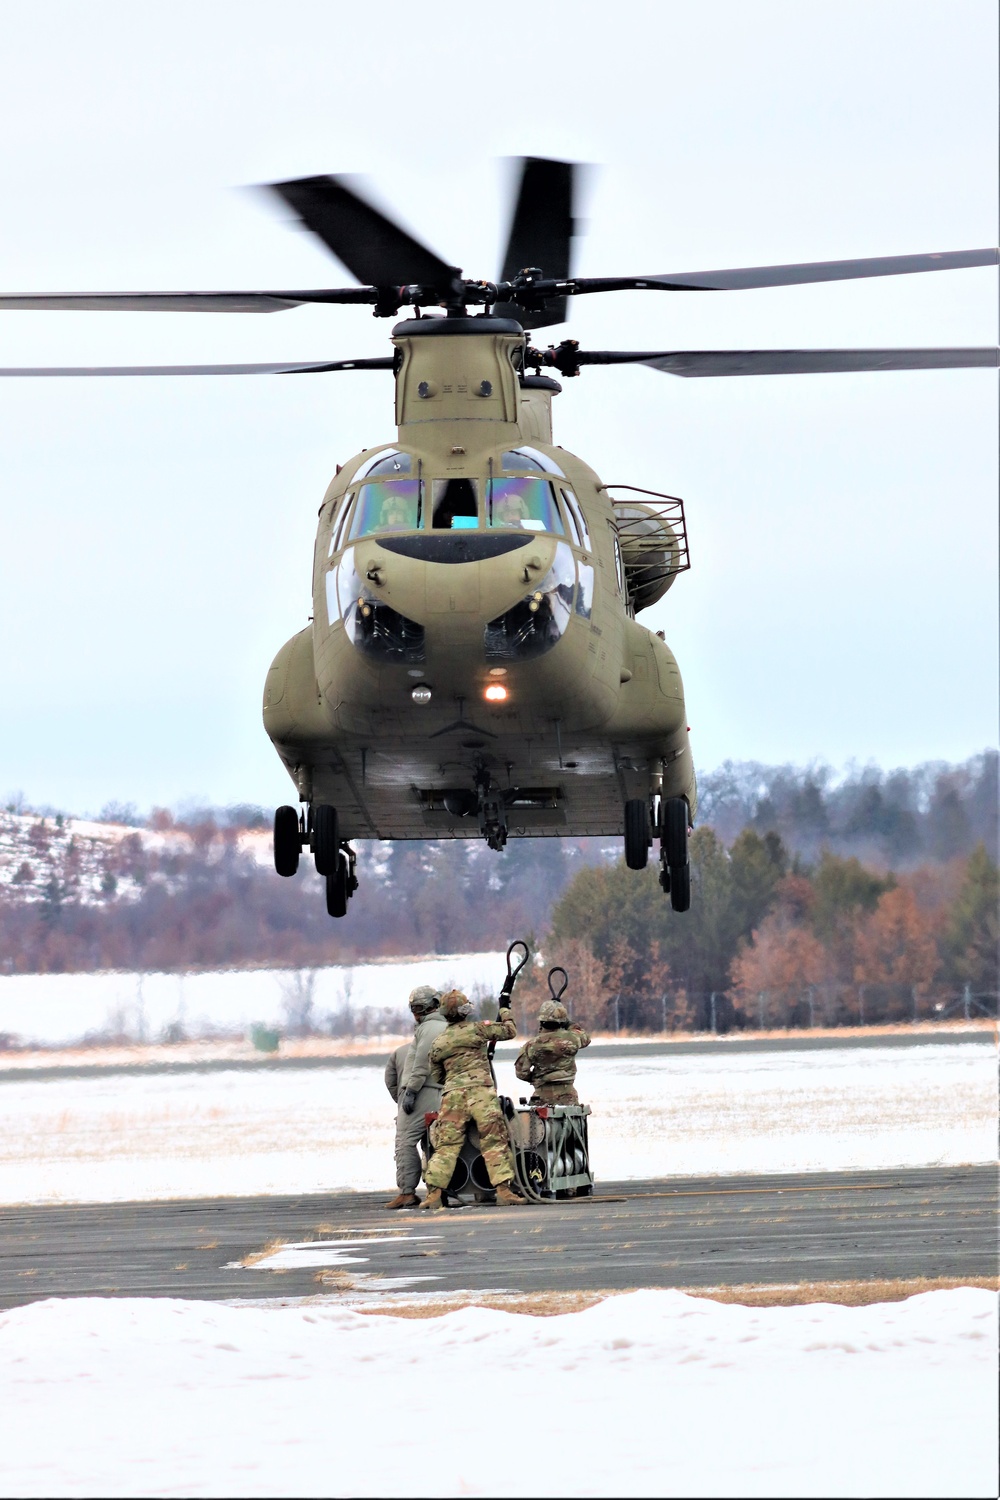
[[1, 1042, 993, 1204], [0, 1289, 995, 1498], [0, 955, 504, 1046]]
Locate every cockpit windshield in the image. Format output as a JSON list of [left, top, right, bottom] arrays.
[[346, 479, 422, 540], [487, 476, 565, 534], [432, 478, 478, 529]]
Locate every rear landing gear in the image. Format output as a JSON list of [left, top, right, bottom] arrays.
[[659, 796, 691, 912]]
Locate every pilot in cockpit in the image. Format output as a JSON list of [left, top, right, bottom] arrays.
[[377, 495, 411, 531], [493, 493, 530, 528]]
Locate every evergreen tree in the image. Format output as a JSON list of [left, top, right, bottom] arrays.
[[942, 844, 999, 991]]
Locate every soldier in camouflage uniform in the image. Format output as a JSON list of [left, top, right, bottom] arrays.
[[514, 1000, 591, 1106], [422, 988, 524, 1210]]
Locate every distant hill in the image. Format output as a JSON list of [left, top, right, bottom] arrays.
[[0, 752, 995, 975]]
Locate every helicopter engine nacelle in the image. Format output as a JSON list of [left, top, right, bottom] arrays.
[[612, 500, 688, 613]]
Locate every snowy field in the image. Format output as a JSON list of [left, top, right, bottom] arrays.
[[2, 1042, 994, 1204], [0, 956, 505, 1047], [0, 1288, 995, 1498]]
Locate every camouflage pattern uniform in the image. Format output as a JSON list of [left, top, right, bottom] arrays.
[[424, 999, 517, 1190], [515, 1001, 591, 1106]]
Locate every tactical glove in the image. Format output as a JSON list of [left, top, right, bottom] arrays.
[[400, 1088, 418, 1114]]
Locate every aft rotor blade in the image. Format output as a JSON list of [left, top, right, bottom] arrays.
[[495, 156, 576, 329], [0, 289, 380, 313], [573, 248, 999, 295], [0, 358, 394, 377], [269, 174, 459, 290], [573, 347, 1000, 377]]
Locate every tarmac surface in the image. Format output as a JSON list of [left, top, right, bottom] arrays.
[[2, 1165, 995, 1309]]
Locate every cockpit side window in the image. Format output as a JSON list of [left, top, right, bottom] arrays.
[[431, 478, 479, 529], [329, 491, 355, 555], [560, 487, 591, 550], [487, 476, 566, 534], [610, 525, 626, 595]]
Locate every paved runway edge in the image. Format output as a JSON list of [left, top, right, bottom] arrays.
[[2, 1165, 996, 1309]]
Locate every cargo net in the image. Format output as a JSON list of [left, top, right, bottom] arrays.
[[606, 485, 691, 614]]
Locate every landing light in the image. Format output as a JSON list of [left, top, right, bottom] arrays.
[[485, 684, 507, 702]]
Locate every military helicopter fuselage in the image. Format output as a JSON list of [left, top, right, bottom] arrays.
[[2, 158, 991, 918], [262, 315, 695, 891]]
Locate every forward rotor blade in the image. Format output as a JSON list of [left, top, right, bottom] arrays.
[[269, 174, 458, 289], [639, 348, 1000, 376], [573, 248, 999, 295], [572, 347, 1000, 377], [495, 157, 576, 329], [0, 358, 394, 377], [0, 289, 379, 313]]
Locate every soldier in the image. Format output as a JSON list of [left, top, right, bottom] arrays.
[[514, 1000, 591, 1105], [383, 985, 446, 1209], [422, 988, 524, 1210]]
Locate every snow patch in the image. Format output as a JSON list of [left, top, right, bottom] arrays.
[[0, 1042, 993, 1205], [0, 1288, 994, 1497], [0, 953, 504, 1046]]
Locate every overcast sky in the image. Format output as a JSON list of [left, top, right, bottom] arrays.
[[0, 0, 996, 817]]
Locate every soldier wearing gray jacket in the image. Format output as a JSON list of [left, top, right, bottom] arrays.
[[383, 985, 447, 1209]]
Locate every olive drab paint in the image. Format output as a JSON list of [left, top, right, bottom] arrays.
[[262, 314, 697, 844]]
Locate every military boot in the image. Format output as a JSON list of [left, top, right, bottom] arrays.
[[384, 1192, 420, 1210], [495, 1182, 526, 1206], [421, 1187, 446, 1211]]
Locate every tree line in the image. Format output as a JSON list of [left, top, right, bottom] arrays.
[[541, 831, 997, 1033], [0, 753, 995, 1020]]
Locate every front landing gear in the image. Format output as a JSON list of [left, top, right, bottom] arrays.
[[326, 840, 358, 919], [624, 798, 651, 869], [659, 796, 691, 912], [273, 805, 302, 876], [272, 802, 358, 919], [326, 858, 349, 918]]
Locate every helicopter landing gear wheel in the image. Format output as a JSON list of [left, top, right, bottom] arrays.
[[668, 861, 691, 912], [624, 798, 651, 869], [326, 855, 349, 918], [273, 806, 301, 877], [313, 804, 340, 876], [662, 797, 688, 867], [660, 796, 691, 910]]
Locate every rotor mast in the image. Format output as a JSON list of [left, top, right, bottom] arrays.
[[390, 314, 563, 453]]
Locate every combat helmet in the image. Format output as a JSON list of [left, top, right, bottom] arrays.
[[408, 984, 441, 1015], [440, 989, 473, 1021], [538, 999, 570, 1027]]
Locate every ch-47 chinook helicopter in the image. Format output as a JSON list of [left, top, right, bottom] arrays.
[[1, 158, 996, 917]]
